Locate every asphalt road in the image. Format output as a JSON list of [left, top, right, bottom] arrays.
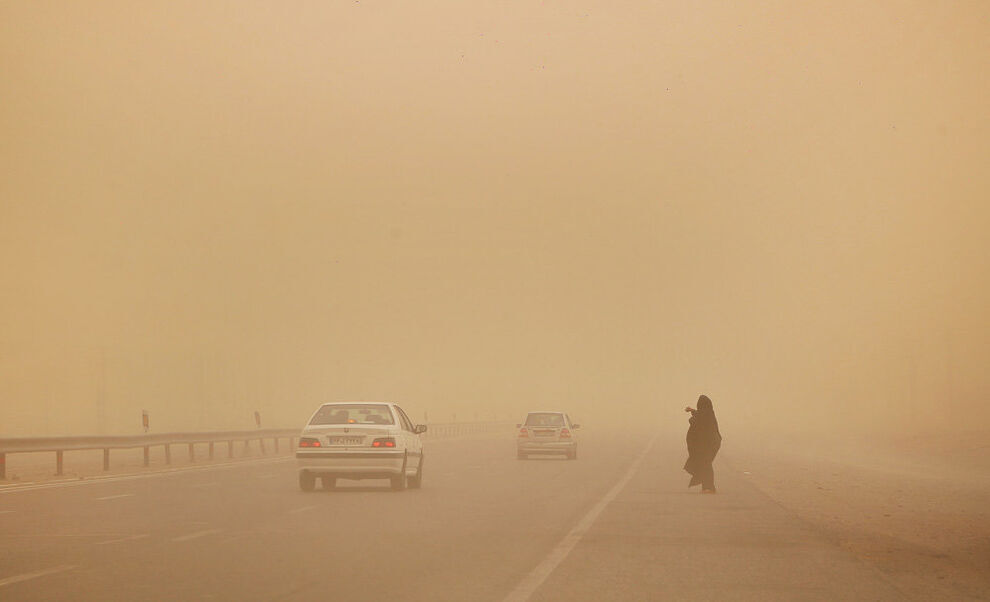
[[0, 428, 959, 601]]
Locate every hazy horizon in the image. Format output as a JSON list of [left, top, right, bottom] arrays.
[[2, 0, 987, 437]]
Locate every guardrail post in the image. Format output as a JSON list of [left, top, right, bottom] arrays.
[[273, 437, 279, 453], [227, 440, 234, 458], [188, 443, 195, 463], [143, 446, 150, 466], [56, 450, 64, 475], [103, 448, 110, 471], [0, 452, 5, 480], [208, 442, 214, 460], [164, 444, 171, 465], [259, 438, 266, 455]]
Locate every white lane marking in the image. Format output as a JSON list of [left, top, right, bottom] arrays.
[[287, 505, 317, 514], [95, 533, 150, 546], [95, 494, 134, 501], [172, 529, 221, 542], [0, 457, 293, 495], [502, 435, 659, 602], [0, 565, 77, 588], [0, 510, 15, 514]]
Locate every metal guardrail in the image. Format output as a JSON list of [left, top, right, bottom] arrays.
[[0, 421, 515, 480], [0, 429, 299, 479]]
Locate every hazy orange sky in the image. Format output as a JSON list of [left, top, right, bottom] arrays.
[[2, 1, 987, 435]]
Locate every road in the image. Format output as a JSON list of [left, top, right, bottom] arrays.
[[0, 428, 982, 601]]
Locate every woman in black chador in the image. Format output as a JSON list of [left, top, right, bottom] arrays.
[[683, 395, 722, 494]]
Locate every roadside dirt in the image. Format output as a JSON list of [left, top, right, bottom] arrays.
[[726, 430, 990, 601]]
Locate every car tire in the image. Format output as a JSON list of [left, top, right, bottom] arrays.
[[391, 456, 408, 491], [299, 471, 316, 492], [517, 451, 527, 460], [408, 456, 423, 489], [321, 476, 336, 490]]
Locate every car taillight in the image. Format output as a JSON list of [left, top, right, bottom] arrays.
[[299, 437, 321, 447], [560, 428, 571, 438], [371, 438, 396, 448], [518, 428, 528, 438]]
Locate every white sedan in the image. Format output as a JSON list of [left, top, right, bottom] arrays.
[[296, 402, 426, 491], [516, 411, 579, 460]]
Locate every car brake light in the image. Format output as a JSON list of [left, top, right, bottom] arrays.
[[518, 428, 528, 438], [299, 437, 321, 447], [560, 428, 571, 438], [371, 438, 396, 448]]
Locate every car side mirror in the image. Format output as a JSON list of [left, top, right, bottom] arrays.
[[414, 425, 427, 434], [572, 424, 581, 429]]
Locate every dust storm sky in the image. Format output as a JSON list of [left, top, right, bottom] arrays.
[[1, 1, 987, 436]]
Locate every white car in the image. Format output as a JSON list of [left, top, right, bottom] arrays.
[[296, 402, 426, 491], [516, 411, 579, 460]]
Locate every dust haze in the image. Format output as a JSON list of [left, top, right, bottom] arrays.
[[3, 1, 986, 438], [2, 2, 989, 600]]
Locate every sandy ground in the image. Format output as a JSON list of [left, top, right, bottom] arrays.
[[726, 429, 990, 601]]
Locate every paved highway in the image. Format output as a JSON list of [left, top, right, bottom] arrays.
[[0, 428, 978, 601]]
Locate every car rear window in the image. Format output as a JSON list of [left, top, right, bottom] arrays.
[[525, 413, 565, 427], [310, 404, 395, 425]]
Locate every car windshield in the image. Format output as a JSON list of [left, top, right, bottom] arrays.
[[309, 404, 395, 425], [525, 413, 565, 427]]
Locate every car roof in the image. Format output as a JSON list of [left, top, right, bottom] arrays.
[[526, 410, 565, 415]]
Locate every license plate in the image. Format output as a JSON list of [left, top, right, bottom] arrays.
[[535, 430, 555, 437], [329, 436, 363, 445]]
